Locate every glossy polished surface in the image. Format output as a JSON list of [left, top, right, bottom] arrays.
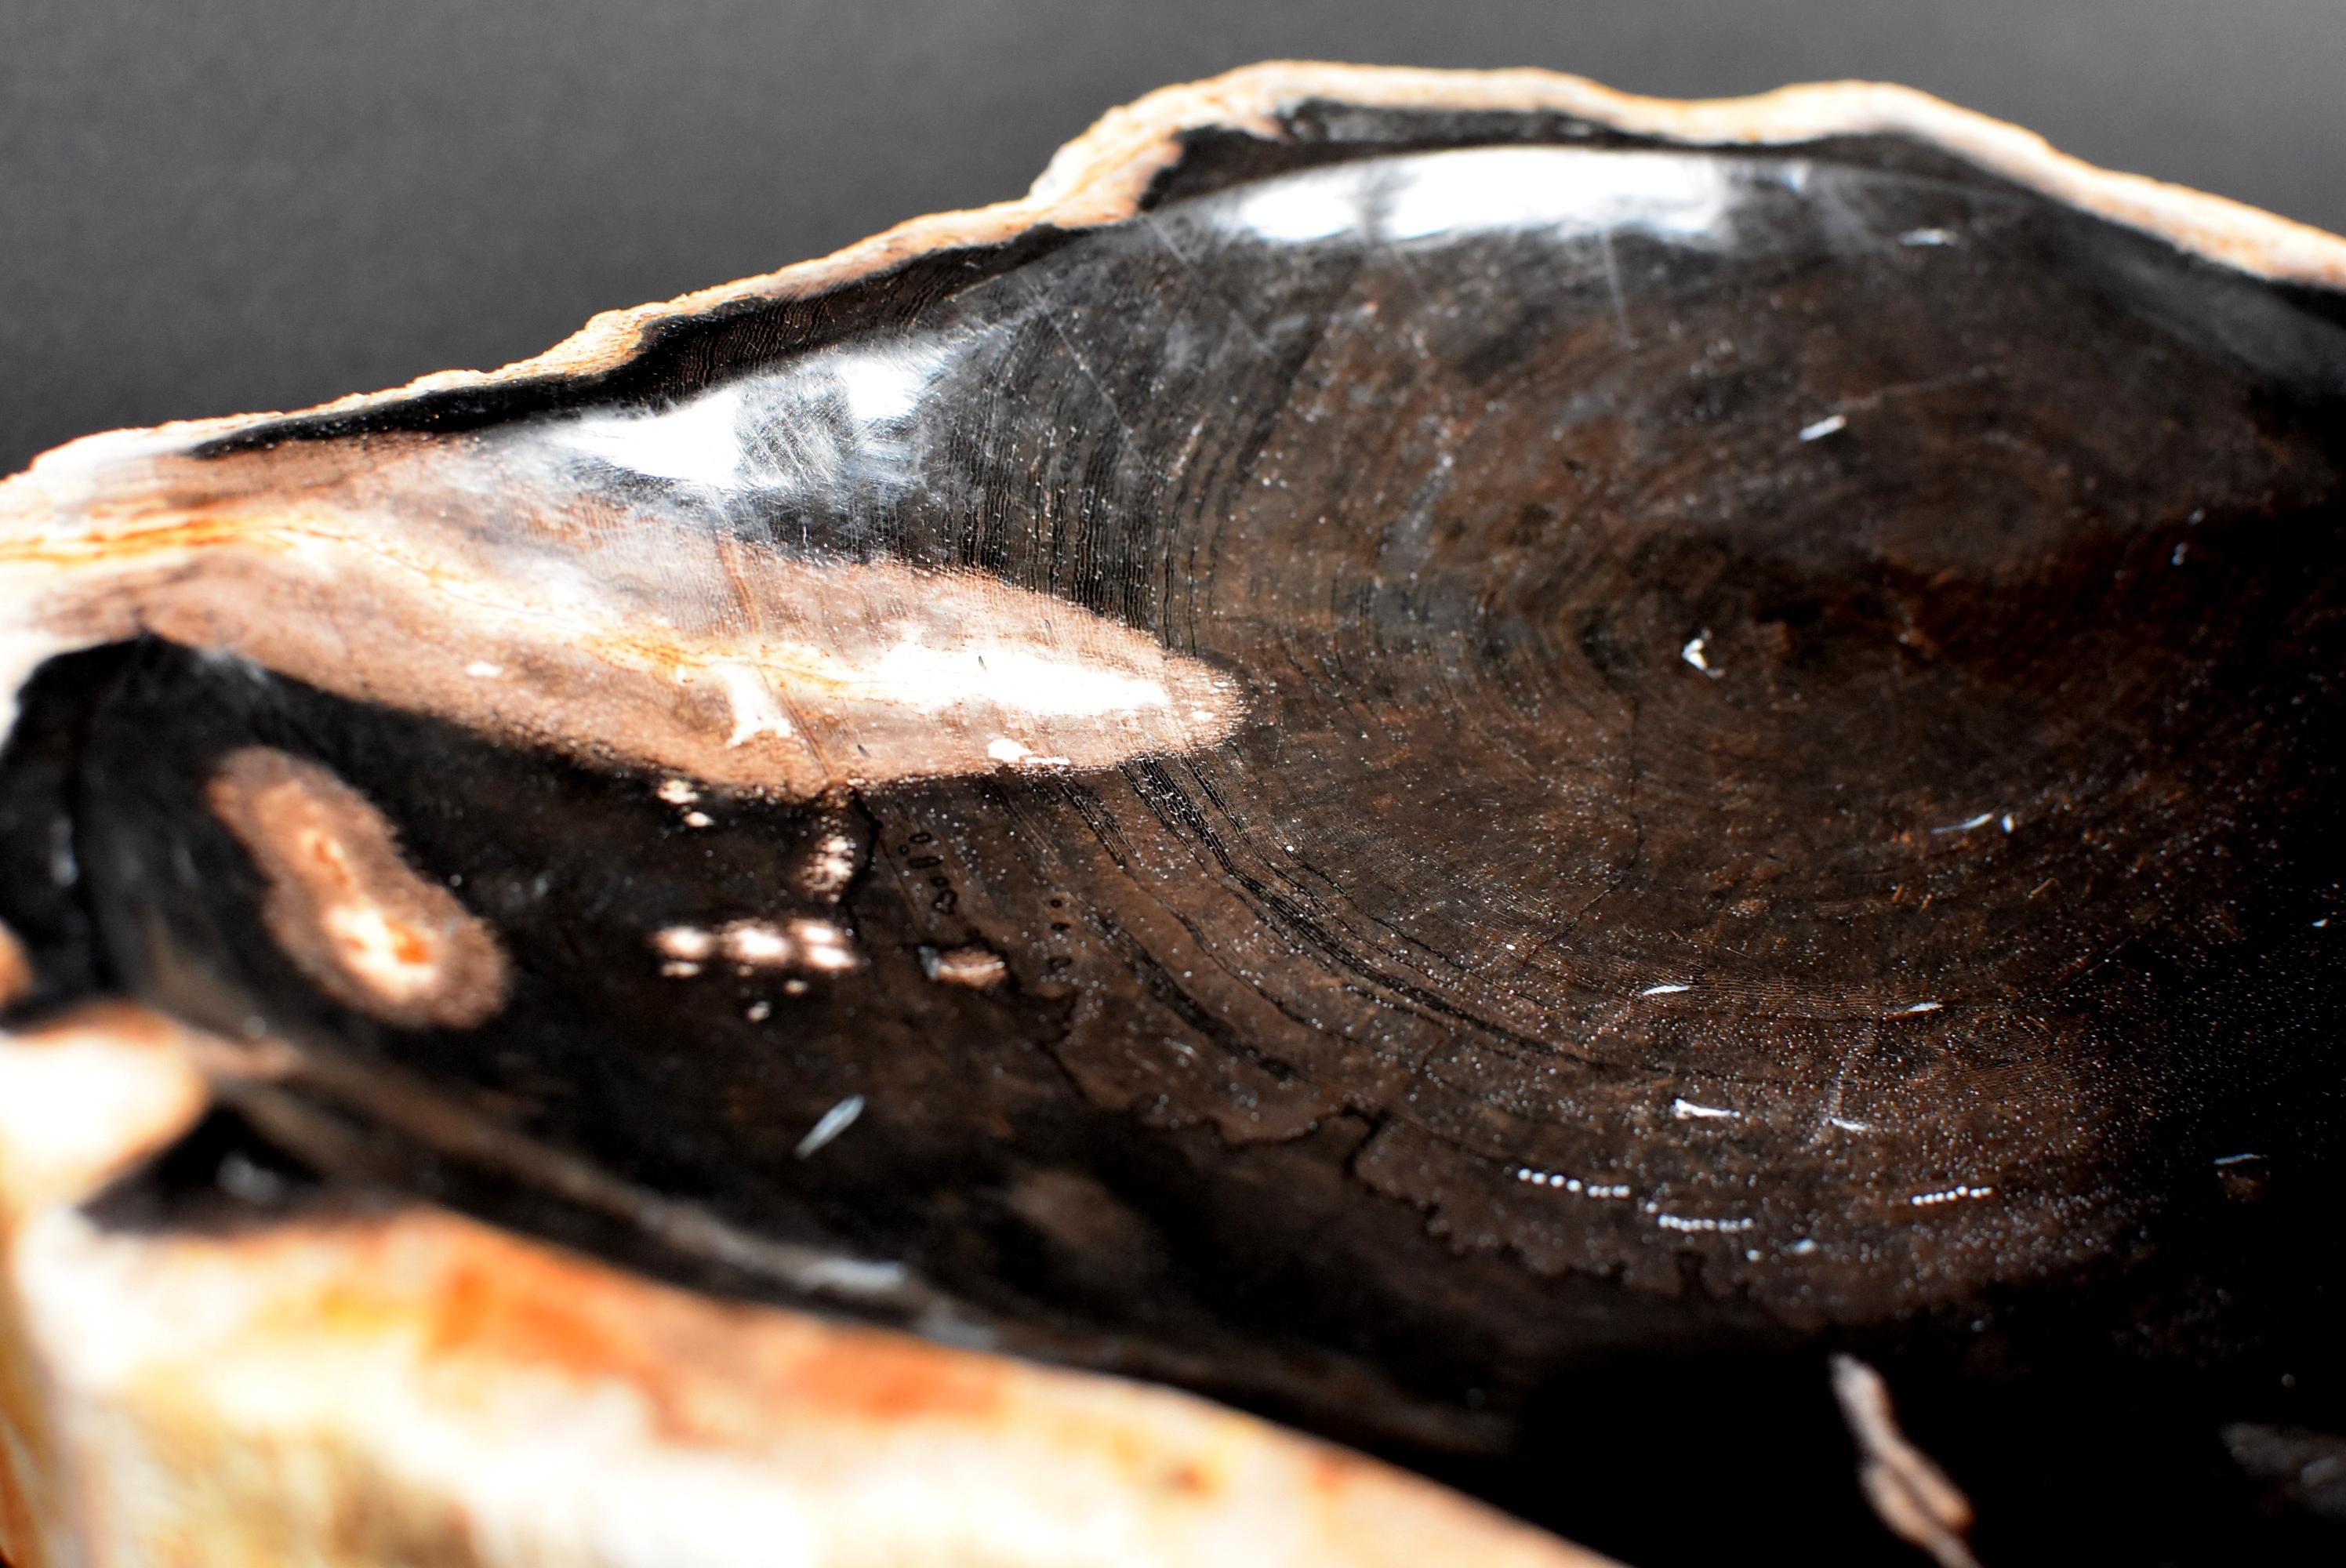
[[5, 103, 2344, 1563]]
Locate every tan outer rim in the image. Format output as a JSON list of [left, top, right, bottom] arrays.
[[16, 59, 2346, 480]]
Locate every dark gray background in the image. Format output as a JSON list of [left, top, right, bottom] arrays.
[[2, 0, 2339, 474]]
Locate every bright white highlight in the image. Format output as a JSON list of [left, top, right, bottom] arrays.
[[1226, 145, 1745, 251], [862, 634, 1173, 718], [795, 1095, 866, 1160]]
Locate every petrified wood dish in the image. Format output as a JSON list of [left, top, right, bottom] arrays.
[[2, 62, 2343, 1567]]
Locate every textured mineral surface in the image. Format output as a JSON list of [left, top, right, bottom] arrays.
[[2, 61, 2342, 1567]]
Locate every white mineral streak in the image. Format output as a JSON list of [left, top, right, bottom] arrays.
[[721, 922, 794, 966], [1511, 1168, 1629, 1200], [1654, 1213, 1754, 1234], [563, 383, 754, 485], [651, 919, 862, 977], [1908, 1184, 1995, 1207], [923, 944, 1011, 990], [652, 927, 718, 963], [787, 919, 860, 974], [798, 833, 859, 899], [794, 1095, 866, 1159], [1228, 144, 1737, 250], [1831, 1354, 1981, 1568], [708, 662, 797, 746], [865, 633, 1175, 719]]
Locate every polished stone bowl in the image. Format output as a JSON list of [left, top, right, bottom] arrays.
[[2, 63, 2341, 1568]]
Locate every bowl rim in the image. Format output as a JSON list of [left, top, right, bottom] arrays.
[[13, 59, 2345, 482]]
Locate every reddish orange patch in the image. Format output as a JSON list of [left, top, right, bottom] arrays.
[[770, 1333, 1008, 1427], [0, 1334, 58, 1568], [208, 748, 508, 1029], [1309, 1452, 1364, 1499], [0, 922, 30, 1011], [1163, 1461, 1217, 1497], [247, 1215, 1005, 1450]]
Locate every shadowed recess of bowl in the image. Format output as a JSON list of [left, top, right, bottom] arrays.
[[5, 107, 2344, 1566]]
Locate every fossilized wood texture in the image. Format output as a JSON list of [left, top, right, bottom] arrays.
[[0, 1009, 1590, 1568], [2, 62, 2344, 1566]]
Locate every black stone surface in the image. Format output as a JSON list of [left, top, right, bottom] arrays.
[[8, 111, 2344, 1563]]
